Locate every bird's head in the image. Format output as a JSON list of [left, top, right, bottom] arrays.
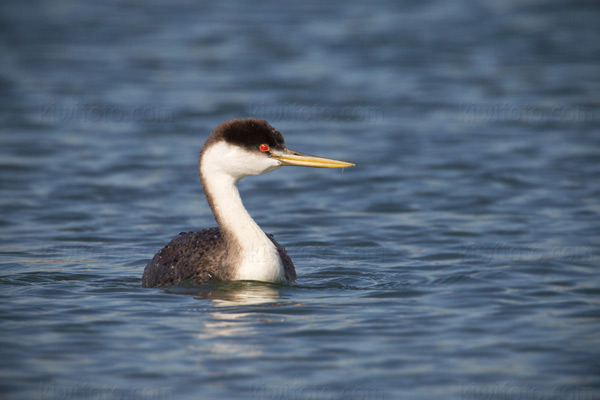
[[199, 119, 354, 181]]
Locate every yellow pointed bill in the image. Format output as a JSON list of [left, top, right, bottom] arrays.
[[271, 150, 355, 169]]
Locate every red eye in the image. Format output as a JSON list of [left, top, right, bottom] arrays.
[[259, 144, 270, 152]]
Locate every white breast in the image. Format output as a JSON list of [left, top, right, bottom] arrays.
[[200, 142, 285, 283], [235, 240, 284, 282]]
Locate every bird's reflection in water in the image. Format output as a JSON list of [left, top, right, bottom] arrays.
[[166, 281, 286, 358], [167, 280, 282, 306]]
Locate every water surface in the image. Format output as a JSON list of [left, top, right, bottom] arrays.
[[1, 1, 599, 399]]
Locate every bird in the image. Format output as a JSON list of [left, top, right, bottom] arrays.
[[142, 118, 354, 288]]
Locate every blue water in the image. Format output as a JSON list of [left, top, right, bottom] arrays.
[[1, 1, 599, 399]]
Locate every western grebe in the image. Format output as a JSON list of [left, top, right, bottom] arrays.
[[142, 118, 354, 288]]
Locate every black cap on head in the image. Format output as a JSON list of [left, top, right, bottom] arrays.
[[205, 118, 286, 153]]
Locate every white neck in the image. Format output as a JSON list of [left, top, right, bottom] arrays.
[[200, 142, 284, 282]]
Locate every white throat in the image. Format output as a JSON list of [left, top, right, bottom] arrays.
[[200, 142, 284, 282]]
